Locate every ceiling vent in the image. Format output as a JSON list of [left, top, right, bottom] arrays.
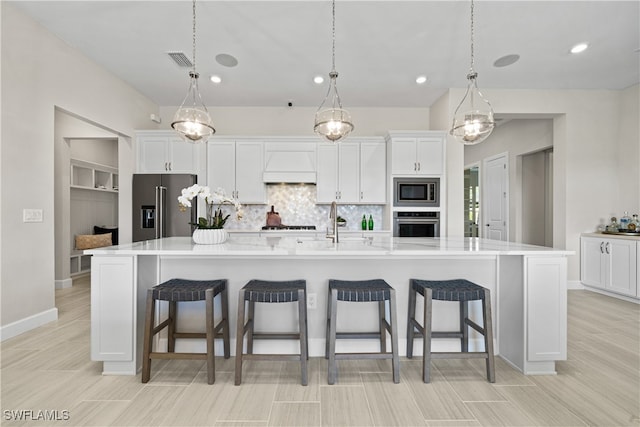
[[167, 52, 193, 68]]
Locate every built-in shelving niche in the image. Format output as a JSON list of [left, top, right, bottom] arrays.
[[69, 158, 118, 276]]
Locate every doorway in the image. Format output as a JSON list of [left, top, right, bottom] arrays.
[[463, 165, 480, 237], [483, 153, 509, 241], [521, 148, 553, 246]]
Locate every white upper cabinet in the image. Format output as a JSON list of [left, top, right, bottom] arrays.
[[359, 141, 387, 203], [136, 131, 203, 174], [316, 139, 386, 204], [207, 140, 266, 204], [388, 131, 445, 176]]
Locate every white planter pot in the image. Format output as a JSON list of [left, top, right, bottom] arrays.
[[192, 228, 228, 245]]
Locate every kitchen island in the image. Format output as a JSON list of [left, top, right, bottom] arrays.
[[87, 236, 573, 377]]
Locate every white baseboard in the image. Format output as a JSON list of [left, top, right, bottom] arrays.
[[0, 308, 58, 341], [567, 280, 584, 290], [55, 278, 73, 289]]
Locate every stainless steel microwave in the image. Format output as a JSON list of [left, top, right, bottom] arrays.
[[393, 177, 440, 207]]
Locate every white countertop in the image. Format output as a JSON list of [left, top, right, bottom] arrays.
[[582, 232, 640, 241], [86, 236, 573, 258]]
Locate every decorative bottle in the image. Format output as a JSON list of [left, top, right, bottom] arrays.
[[629, 214, 639, 232], [619, 212, 631, 231], [368, 215, 374, 231], [606, 217, 618, 232], [361, 215, 367, 230]]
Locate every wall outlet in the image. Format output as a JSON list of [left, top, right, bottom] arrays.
[[307, 293, 317, 310], [23, 209, 43, 223]]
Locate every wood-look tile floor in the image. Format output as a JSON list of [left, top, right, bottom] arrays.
[[1, 276, 639, 426]]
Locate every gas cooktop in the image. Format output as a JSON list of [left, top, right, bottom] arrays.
[[261, 225, 317, 231]]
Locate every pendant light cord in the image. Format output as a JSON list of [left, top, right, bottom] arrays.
[[469, 0, 475, 74], [331, 0, 336, 72], [192, 0, 197, 75]]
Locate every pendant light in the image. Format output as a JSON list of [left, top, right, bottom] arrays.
[[450, 0, 495, 145], [314, 0, 354, 143], [171, 0, 215, 143]]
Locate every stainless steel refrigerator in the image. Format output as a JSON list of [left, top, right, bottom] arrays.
[[132, 174, 197, 242]]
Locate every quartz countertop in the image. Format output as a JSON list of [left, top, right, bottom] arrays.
[[582, 232, 640, 241], [86, 236, 573, 258]]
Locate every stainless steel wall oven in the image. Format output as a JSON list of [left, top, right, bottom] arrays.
[[393, 211, 440, 237], [393, 177, 439, 208]]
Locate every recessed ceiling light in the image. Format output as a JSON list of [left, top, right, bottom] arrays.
[[570, 43, 589, 54], [493, 54, 520, 68], [215, 53, 238, 67], [210, 75, 222, 84], [313, 75, 324, 84], [415, 75, 428, 84]]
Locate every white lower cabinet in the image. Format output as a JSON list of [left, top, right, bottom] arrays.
[[207, 140, 266, 204], [581, 235, 638, 297]]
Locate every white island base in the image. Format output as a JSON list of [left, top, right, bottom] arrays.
[[88, 236, 572, 377]]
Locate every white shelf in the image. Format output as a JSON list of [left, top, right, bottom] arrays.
[[70, 251, 91, 276], [70, 159, 118, 193]]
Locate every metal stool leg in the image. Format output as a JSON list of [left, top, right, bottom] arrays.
[[460, 300, 469, 352], [141, 290, 155, 383], [325, 286, 332, 359], [246, 300, 255, 354], [406, 285, 417, 358], [297, 289, 308, 386], [235, 290, 246, 386], [205, 289, 215, 384], [423, 288, 433, 383], [328, 288, 338, 385], [378, 299, 387, 353], [389, 289, 400, 384], [483, 289, 496, 383], [221, 287, 231, 358], [167, 301, 176, 352]]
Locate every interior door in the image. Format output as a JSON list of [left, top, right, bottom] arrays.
[[483, 154, 508, 241]]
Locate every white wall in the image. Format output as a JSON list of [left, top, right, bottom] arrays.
[[465, 119, 554, 242], [1, 3, 158, 338], [158, 106, 430, 137]]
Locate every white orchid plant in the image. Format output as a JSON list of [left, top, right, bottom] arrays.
[[178, 184, 243, 229]]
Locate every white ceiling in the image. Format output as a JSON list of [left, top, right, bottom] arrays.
[[12, 1, 640, 108]]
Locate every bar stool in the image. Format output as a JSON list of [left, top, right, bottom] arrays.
[[235, 279, 308, 386], [141, 278, 230, 384], [326, 279, 399, 385], [407, 278, 495, 383]]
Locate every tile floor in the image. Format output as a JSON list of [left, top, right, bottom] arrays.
[[1, 276, 638, 426]]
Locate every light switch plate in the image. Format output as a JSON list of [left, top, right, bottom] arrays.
[[23, 209, 44, 223]]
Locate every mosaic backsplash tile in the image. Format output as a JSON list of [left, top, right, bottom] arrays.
[[221, 184, 384, 231]]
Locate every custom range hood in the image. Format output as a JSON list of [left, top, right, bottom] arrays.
[[262, 142, 317, 183]]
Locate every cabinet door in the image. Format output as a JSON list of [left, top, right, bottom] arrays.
[[207, 141, 236, 196], [581, 237, 604, 289], [316, 144, 339, 203], [138, 136, 169, 173], [416, 137, 443, 175], [235, 141, 266, 204], [606, 239, 637, 296], [391, 138, 417, 175], [359, 141, 386, 203], [338, 143, 360, 202], [168, 137, 200, 173]]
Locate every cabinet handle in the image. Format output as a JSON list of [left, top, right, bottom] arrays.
[[360, 191, 363, 200], [164, 162, 168, 171], [414, 162, 417, 171], [605, 242, 610, 254], [169, 162, 172, 171], [600, 242, 604, 253], [417, 162, 421, 171]]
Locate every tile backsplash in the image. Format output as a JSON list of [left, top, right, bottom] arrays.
[[222, 184, 384, 231]]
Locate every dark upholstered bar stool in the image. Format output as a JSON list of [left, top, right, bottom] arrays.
[[326, 279, 400, 385], [142, 278, 230, 384], [407, 279, 495, 383], [235, 279, 308, 386]]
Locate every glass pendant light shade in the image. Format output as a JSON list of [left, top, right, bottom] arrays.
[[172, 0, 215, 144], [450, 0, 495, 145], [172, 71, 215, 143], [314, 72, 354, 143], [450, 72, 495, 145], [314, 0, 353, 143]]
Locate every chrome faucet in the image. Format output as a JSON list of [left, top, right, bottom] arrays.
[[326, 201, 339, 243]]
